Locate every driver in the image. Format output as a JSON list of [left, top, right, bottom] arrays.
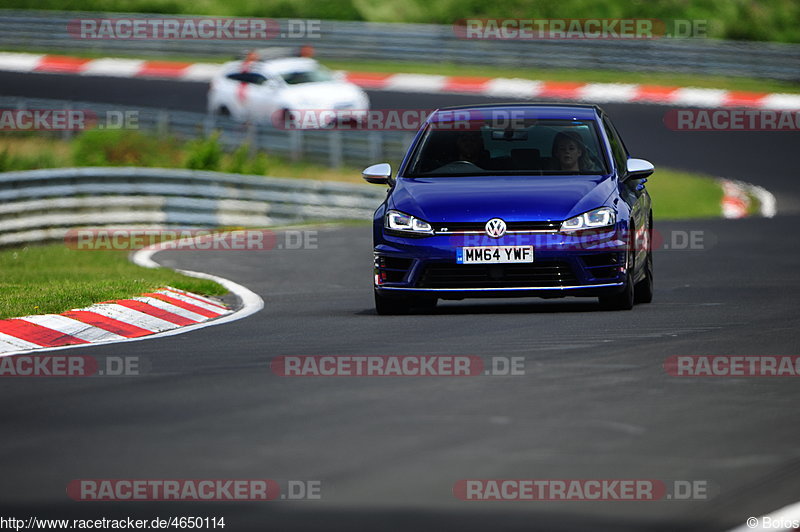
[[454, 131, 490, 168]]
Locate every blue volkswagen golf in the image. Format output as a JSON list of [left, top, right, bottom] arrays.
[[363, 103, 655, 314]]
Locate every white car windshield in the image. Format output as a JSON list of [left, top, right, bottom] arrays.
[[280, 66, 335, 85]]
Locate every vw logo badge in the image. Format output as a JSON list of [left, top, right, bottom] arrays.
[[485, 218, 507, 238]]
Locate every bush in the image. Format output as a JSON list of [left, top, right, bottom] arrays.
[[0, 146, 57, 171], [185, 132, 223, 171], [72, 129, 176, 167], [247, 152, 271, 175], [226, 144, 250, 174]]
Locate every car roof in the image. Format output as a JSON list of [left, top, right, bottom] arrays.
[[432, 103, 603, 121], [221, 57, 320, 76]]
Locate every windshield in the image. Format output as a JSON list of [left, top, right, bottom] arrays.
[[280, 65, 335, 85], [405, 118, 609, 177]]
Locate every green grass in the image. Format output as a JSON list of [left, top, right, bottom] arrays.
[[4, 0, 800, 43], [647, 168, 724, 220], [0, 244, 226, 319]]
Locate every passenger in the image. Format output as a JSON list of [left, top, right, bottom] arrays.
[[551, 131, 595, 172]]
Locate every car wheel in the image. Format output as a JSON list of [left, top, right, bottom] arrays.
[[634, 249, 654, 304], [374, 291, 411, 315], [216, 105, 231, 117], [599, 248, 635, 311]]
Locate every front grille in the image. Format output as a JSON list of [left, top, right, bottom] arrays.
[[432, 221, 560, 234], [417, 261, 577, 288]]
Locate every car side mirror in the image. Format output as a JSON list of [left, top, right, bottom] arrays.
[[626, 158, 654, 179], [362, 163, 392, 185]]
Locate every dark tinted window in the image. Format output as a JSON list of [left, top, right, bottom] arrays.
[[602, 116, 628, 174], [226, 72, 267, 85], [405, 119, 609, 177]]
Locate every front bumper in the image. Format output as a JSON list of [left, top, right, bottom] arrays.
[[374, 226, 628, 299]]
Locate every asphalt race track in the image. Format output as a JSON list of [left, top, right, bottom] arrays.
[[1, 70, 799, 531]]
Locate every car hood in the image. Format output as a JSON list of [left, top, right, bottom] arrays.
[[389, 175, 617, 223]]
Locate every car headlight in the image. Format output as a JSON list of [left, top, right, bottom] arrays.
[[560, 207, 616, 231], [385, 210, 433, 235]]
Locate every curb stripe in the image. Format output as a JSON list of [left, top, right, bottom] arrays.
[[137, 61, 191, 77], [0, 52, 800, 110], [0, 332, 42, 351], [443, 76, 492, 93], [131, 296, 207, 322], [34, 55, 91, 73], [18, 314, 126, 343], [343, 72, 393, 88], [538, 81, 584, 99], [62, 310, 154, 338], [75, 303, 180, 332], [164, 287, 228, 309], [152, 290, 228, 314], [114, 299, 197, 326], [2, 52, 799, 110], [142, 292, 221, 318], [0, 320, 89, 347]]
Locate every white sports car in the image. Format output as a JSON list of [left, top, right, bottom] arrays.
[[207, 48, 370, 128]]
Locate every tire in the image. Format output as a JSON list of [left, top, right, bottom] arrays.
[[216, 105, 231, 117], [634, 249, 654, 304], [634, 214, 654, 304], [599, 247, 635, 311]]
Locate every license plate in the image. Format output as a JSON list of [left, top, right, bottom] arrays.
[[457, 246, 534, 264]]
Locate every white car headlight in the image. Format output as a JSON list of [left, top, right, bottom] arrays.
[[560, 207, 616, 231], [385, 210, 433, 235]]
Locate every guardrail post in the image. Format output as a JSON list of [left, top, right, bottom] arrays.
[[289, 130, 303, 162], [368, 131, 382, 163], [246, 122, 257, 156], [157, 110, 170, 137], [329, 130, 343, 168], [203, 114, 215, 138]]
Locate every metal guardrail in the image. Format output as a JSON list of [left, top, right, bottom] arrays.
[[0, 167, 386, 246], [0, 10, 798, 81], [0, 96, 415, 169]]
